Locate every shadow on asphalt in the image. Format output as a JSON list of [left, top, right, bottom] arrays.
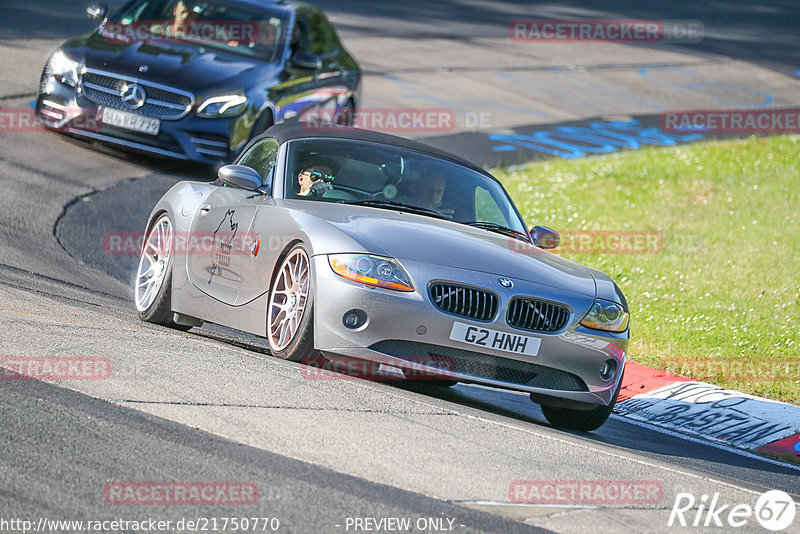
[[144, 319, 800, 484]]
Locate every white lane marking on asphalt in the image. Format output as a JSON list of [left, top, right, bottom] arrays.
[[349, 382, 799, 495], [458, 501, 598, 509], [107, 333, 800, 477], [19, 305, 796, 485], [21, 301, 793, 493]]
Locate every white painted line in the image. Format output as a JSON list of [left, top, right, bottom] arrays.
[[457, 500, 598, 509], [350, 382, 792, 496], [84, 323, 800, 484]]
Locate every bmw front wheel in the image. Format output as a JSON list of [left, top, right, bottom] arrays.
[[135, 213, 186, 329], [267, 244, 315, 362], [539, 377, 622, 432]]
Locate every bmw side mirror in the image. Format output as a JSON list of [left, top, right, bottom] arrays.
[[530, 225, 560, 249], [86, 4, 107, 20], [290, 52, 322, 71], [218, 165, 263, 191]]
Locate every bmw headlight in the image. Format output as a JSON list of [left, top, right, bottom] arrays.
[[329, 254, 415, 292], [46, 50, 82, 88], [197, 94, 248, 117], [580, 299, 629, 333]]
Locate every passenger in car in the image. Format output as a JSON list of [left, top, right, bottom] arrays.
[[414, 174, 447, 211]]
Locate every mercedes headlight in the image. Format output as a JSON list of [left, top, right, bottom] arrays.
[[46, 50, 82, 88], [328, 254, 415, 292], [197, 94, 247, 117], [580, 299, 629, 333]]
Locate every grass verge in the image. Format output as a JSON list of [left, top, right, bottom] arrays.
[[495, 135, 800, 404]]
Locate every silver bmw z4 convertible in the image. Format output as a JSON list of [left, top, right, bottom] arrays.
[[135, 122, 630, 431]]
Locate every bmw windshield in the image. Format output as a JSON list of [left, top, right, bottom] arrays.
[[284, 138, 530, 240]]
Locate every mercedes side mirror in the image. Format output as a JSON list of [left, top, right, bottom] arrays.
[[218, 165, 263, 191], [530, 225, 560, 249], [290, 52, 322, 71]]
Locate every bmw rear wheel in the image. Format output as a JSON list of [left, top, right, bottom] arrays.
[[267, 244, 315, 361]]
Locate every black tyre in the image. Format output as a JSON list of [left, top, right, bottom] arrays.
[[540, 378, 622, 432], [401, 369, 458, 387]]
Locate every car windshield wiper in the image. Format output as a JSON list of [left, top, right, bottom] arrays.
[[462, 221, 531, 242], [341, 199, 447, 219]]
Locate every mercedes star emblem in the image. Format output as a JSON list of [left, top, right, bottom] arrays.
[[120, 83, 146, 110]]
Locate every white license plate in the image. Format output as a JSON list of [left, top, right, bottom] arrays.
[[449, 321, 541, 356], [99, 107, 160, 135]]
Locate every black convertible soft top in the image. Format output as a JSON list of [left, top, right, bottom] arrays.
[[255, 122, 489, 176]]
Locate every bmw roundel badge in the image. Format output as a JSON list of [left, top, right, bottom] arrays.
[[498, 278, 513, 289]]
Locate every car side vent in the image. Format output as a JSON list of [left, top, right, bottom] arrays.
[[507, 297, 570, 332], [429, 283, 498, 321]]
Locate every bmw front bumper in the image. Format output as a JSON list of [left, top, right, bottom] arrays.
[[311, 255, 628, 407]]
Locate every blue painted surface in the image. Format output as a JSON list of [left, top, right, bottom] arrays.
[[489, 119, 704, 158], [794, 438, 800, 453]]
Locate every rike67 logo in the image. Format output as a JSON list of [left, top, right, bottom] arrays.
[[669, 490, 796, 531]]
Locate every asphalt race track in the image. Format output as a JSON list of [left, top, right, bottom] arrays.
[[1, 1, 799, 533]]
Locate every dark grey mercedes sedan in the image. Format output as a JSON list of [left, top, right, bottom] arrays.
[[35, 0, 360, 163]]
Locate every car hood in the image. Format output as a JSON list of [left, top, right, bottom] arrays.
[[64, 31, 272, 92], [294, 202, 597, 297]]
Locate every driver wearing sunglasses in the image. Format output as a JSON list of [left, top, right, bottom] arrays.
[[297, 164, 335, 197]]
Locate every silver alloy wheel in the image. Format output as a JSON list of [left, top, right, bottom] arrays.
[[268, 248, 310, 351], [134, 215, 173, 312]]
